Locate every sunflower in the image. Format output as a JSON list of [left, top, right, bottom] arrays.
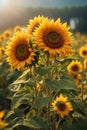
[[14, 25, 22, 32], [27, 15, 48, 35], [33, 18, 73, 57], [52, 94, 73, 118], [79, 46, 87, 58], [67, 60, 82, 75], [72, 74, 82, 82], [0, 47, 4, 60], [0, 34, 4, 42], [76, 82, 82, 89], [84, 58, 87, 69], [5, 31, 36, 70], [81, 35, 86, 41], [4, 29, 11, 39], [75, 32, 81, 38]]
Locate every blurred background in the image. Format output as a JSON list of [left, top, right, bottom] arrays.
[[0, 0, 87, 33]]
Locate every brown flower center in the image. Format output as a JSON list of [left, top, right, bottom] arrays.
[[57, 102, 66, 111], [43, 31, 64, 49], [71, 64, 79, 72], [15, 43, 30, 61], [82, 50, 87, 55], [73, 74, 78, 79], [5, 33, 11, 37]]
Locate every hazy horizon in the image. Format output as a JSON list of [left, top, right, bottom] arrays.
[[0, 0, 87, 32], [1, 0, 87, 8]]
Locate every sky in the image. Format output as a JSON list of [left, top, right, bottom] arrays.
[[1, 0, 87, 8]]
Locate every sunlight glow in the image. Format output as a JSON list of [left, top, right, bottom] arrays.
[[0, 0, 16, 11], [0, 0, 6, 6]]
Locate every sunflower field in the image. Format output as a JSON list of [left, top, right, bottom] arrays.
[[0, 15, 87, 130]]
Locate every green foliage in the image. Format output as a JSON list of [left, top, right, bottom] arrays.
[[62, 118, 87, 130], [1, 15, 87, 130], [23, 116, 49, 129], [45, 74, 77, 91], [33, 95, 52, 109]]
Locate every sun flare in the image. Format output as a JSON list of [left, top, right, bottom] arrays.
[[0, 0, 6, 6]]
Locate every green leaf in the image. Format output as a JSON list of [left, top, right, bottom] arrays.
[[6, 117, 23, 130], [27, 79, 36, 87], [23, 116, 49, 129], [65, 56, 80, 61], [36, 66, 51, 76], [62, 118, 87, 130], [5, 109, 24, 122], [11, 79, 36, 87], [11, 79, 29, 85], [11, 94, 29, 109], [7, 70, 21, 82], [45, 74, 77, 91], [34, 95, 51, 109], [17, 68, 30, 80]]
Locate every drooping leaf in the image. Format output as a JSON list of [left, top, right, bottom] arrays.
[[23, 116, 49, 129], [11, 79, 36, 87], [11, 94, 29, 109], [17, 68, 30, 80]]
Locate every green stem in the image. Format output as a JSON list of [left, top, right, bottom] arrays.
[[56, 117, 62, 130], [52, 112, 56, 130], [81, 84, 84, 102]]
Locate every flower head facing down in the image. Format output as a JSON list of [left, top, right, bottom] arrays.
[[5, 31, 36, 70], [52, 94, 73, 118], [67, 60, 83, 75], [33, 18, 73, 57]]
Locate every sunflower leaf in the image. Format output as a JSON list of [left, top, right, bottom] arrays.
[[11, 79, 36, 87], [62, 118, 87, 130], [23, 116, 49, 129], [33, 95, 52, 109], [36, 66, 51, 76], [45, 74, 77, 91]]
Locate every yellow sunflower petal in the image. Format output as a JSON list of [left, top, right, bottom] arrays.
[[67, 60, 82, 75], [5, 31, 36, 70], [52, 94, 73, 118], [33, 18, 73, 57]]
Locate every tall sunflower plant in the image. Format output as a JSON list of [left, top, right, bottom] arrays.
[[0, 29, 22, 112], [4, 16, 87, 130]]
